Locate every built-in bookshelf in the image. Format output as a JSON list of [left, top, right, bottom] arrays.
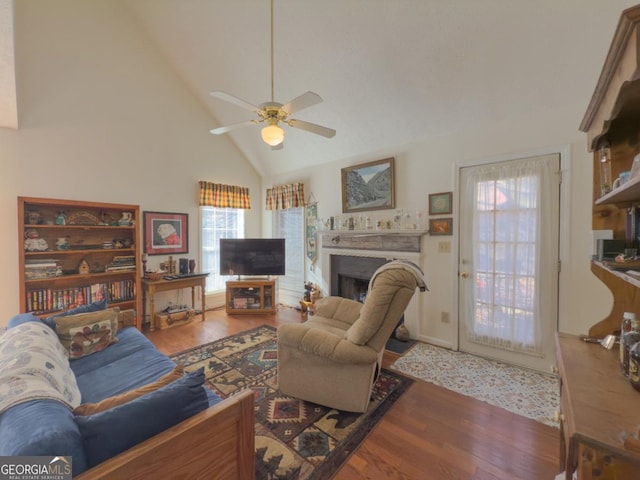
[[18, 197, 142, 329]]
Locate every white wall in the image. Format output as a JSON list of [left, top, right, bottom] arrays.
[[0, 0, 262, 326], [266, 99, 610, 347]]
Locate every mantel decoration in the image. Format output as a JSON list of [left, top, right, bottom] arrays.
[[143, 211, 188, 255], [341, 157, 395, 213], [428, 191, 453, 215]]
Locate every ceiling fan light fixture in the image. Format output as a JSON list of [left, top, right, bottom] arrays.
[[261, 124, 284, 146]]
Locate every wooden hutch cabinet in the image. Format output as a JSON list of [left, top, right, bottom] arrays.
[[582, 6, 640, 338], [18, 197, 142, 330], [555, 5, 640, 479]]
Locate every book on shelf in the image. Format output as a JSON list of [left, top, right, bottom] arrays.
[[26, 280, 135, 314], [105, 255, 135, 272], [25, 259, 62, 279], [105, 265, 136, 271]]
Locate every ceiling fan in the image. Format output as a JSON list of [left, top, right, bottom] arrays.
[[209, 0, 336, 148]]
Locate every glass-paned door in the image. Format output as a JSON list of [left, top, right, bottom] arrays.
[[458, 153, 560, 372]]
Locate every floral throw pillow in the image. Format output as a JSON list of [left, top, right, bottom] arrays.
[[55, 308, 120, 359]]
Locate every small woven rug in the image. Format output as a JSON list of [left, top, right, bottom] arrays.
[[170, 325, 413, 480], [391, 342, 560, 427]]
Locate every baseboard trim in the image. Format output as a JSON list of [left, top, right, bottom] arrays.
[[416, 335, 454, 350]]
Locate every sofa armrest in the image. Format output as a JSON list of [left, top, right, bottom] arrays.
[[278, 323, 377, 364], [74, 389, 254, 480]]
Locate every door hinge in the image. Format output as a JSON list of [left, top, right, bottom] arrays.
[[557, 260, 561, 273]]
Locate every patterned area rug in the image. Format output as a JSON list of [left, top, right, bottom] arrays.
[[391, 342, 560, 427], [170, 325, 413, 480]]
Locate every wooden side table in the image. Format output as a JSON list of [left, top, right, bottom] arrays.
[[142, 274, 208, 331]]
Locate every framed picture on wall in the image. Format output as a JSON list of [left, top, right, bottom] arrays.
[[428, 192, 453, 215], [143, 211, 188, 255], [429, 217, 453, 236], [341, 157, 395, 213]]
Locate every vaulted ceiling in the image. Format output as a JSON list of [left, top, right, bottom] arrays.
[[6, 1, 637, 177]]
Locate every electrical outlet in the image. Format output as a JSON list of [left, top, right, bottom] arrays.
[[441, 311, 450, 323], [438, 241, 451, 253]]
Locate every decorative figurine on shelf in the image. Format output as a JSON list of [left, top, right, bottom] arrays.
[[26, 211, 42, 225], [142, 253, 148, 274], [189, 259, 196, 273], [118, 212, 132, 226], [78, 259, 90, 275], [55, 210, 67, 225], [56, 236, 69, 250], [24, 229, 48, 251]]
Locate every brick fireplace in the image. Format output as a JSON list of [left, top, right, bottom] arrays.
[[319, 232, 424, 339]]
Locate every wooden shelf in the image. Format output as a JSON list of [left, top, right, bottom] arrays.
[[18, 197, 141, 329], [595, 174, 640, 206]]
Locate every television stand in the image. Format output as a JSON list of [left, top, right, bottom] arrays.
[[225, 279, 276, 315]]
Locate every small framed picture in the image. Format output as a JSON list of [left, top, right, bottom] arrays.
[[429, 218, 453, 236], [143, 211, 188, 255], [428, 192, 453, 215]]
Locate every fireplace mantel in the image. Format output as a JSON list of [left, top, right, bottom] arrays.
[[319, 230, 428, 253]]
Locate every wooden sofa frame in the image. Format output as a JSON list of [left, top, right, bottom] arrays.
[[74, 389, 255, 480]]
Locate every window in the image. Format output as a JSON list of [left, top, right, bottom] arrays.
[[200, 207, 244, 292], [273, 207, 304, 304]]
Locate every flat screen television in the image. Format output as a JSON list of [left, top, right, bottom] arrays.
[[219, 238, 285, 276]]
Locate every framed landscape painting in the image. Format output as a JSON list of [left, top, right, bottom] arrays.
[[144, 211, 188, 255], [341, 157, 395, 213]]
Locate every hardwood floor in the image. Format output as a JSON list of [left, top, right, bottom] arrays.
[[145, 308, 561, 480]]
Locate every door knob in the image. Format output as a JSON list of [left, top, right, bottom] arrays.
[[460, 271, 469, 278]]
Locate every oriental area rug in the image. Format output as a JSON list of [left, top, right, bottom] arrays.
[[391, 342, 560, 427], [170, 325, 413, 480]]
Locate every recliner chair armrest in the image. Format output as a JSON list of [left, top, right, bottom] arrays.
[[278, 323, 378, 364]]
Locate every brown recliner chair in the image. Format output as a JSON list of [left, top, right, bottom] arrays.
[[277, 260, 427, 412]]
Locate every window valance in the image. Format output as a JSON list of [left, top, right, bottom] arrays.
[[199, 181, 251, 209], [266, 182, 305, 210]]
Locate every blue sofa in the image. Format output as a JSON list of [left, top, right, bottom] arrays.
[[0, 307, 255, 479]]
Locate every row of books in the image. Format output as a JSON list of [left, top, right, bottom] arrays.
[[105, 255, 136, 272], [25, 259, 63, 280], [26, 280, 136, 314]]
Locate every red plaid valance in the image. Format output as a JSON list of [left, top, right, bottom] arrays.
[[265, 183, 305, 210], [199, 181, 251, 209]]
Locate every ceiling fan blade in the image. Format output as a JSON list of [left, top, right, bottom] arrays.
[[210, 91, 260, 112], [210, 119, 259, 135], [281, 91, 323, 115], [287, 118, 336, 138]]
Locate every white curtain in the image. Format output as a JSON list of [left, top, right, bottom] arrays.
[[460, 155, 556, 356]]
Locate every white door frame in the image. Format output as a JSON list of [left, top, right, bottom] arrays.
[[451, 144, 571, 356]]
